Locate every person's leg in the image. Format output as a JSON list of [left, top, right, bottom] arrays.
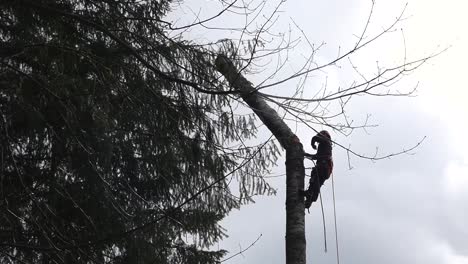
[[304, 167, 319, 209], [306, 165, 331, 208]]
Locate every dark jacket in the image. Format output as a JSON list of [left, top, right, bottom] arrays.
[[311, 133, 332, 162]]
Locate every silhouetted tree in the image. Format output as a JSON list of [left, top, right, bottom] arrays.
[[0, 1, 278, 263], [0, 1, 436, 264]]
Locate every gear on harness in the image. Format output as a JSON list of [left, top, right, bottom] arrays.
[[301, 130, 334, 209]]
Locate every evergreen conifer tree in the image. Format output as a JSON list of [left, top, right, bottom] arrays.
[[0, 1, 278, 263]]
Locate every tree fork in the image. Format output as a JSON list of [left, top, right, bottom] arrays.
[[215, 55, 306, 264]]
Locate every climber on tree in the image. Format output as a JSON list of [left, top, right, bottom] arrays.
[[302, 130, 334, 209]]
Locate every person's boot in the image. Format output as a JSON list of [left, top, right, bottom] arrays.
[[304, 194, 313, 209], [304, 188, 314, 209], [299, 189, 306, 197]]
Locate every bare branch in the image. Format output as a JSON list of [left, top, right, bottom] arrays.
[[220, 234, 263, 262]]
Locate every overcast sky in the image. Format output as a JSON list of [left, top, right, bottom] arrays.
[[170, 1, 468, 263]]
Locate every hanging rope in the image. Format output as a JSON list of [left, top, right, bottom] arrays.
[[319, 192, 328, 253], [331, 172, 340, 264], [311, 159, 328, 253]]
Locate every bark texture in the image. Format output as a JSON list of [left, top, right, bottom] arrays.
[[215, 55, 306, 264]]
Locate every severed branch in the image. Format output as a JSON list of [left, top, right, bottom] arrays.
[[220, 234, 263, 263]]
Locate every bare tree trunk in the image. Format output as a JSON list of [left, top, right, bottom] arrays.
[[215, 55, 306, 264]]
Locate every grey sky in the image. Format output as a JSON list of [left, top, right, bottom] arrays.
[[168, 0, 468, 263]]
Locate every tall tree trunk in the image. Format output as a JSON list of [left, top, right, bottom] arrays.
[[215, 55, 306, 264]]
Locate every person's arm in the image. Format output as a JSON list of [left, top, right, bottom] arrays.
[[304, 152, 317, 160], [311, 134, 327, 149]]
